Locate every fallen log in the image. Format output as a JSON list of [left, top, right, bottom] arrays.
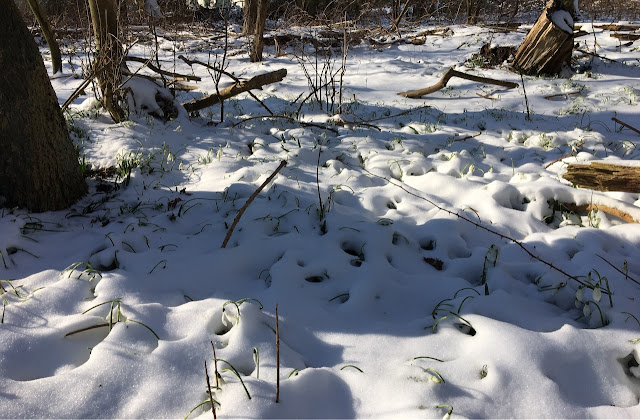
[[563, 162, 640, 193], [398, 67, 518, 98], [596, 24, 640, 31], [610, 32, 640, 41], [182, 68, 287, 113], [559, 202, 638, 223]]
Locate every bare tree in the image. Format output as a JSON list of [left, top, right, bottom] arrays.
[[87, 0, 126, 122], [26, 0, 62, 74], [243, 0, 258, 35], [250, 0, 269, 62], [0, 0, 87, 211]]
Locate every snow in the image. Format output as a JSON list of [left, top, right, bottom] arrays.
[[3, 20, 640, 418], [552, 10, 574, 33]]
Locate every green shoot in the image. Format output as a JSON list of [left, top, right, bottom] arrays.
[[126, 319, 160, 340], [340, 365, 363, 372], [481, 244, 499, 285], [480, 364, 488, 379], [214, 358, 251, 400], [64, 262, 102, 282], [424, 368, 445, 383], [148, 260, 167, 274], [184, 398, 220, 420], [410, 356, 444, 363], [1, 298, 6, 323], [622, 312, 640, 327], [253, 347, 260, 379], [436, 404, 454, 419]]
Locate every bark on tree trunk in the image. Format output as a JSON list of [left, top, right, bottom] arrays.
[[26, 0, 62, 74], [0, 0, 87, 212], [512, 1, 574, 75], [243, 0, 258, 36], [88, 0, 125, 122], [250, 0, 268, 63]]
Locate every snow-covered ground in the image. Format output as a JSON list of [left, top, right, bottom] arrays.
[[2, 21, 640, 418]]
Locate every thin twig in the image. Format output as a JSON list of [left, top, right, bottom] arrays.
[[211, 341, 219, 388], [576, 49, 619, 63], [231, 115, 339, 135], [275, 304, 280, 403], [221, 161, 287, 248], [597, 255, 640, 286], [450, 131, 481, 143], [178, 55, 273, 115], [125, 55, 201, 81], [544, 91, 582, 100], [544, 142, 583, 169], [343, 161, 589, 288], [204, 360, 217, 419], [612, 117, 640, 136]]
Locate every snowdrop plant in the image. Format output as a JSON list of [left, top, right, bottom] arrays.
[[574, 270, 612, 327]]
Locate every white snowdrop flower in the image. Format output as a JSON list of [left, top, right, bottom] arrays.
[[576, 286, 584, 302], [593, 286, 601, 302], [583, 302, 591, 317], [574, 298, 582, 309], [179, 161, 184, 171], [443, 413, 451, 420], [167, 153, 174, 162]]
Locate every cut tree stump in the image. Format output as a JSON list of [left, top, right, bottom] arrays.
[[181, 68, 287, 113], [512, 7, 574, 75], [563, 162, 640, 193]]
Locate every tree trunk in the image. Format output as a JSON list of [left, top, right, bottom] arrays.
[[0, 0, 87, 212], [512, 1, 575, 75], [26, 0, 62, 74], [243, 0, 257, 36], [88, 0, 125, 122], [465, 0, 484, 24], [250, 0, 268, 63]]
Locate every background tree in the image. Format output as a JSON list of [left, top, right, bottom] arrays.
[[249, 0, 268, 62], [87, 0, 126, 122], [26, 0, 62, 74], [0, 0, 86, 212], [243, 0, 258, 35]]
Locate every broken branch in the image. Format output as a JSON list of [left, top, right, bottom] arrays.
[[182, 68, 286, 113], [221, 161, 287, 248], [398, 67, 518, 98], [612, 117, 640, 136]]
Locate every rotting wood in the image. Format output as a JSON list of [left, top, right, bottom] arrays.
[[512, 4, 574, 75], [182, 68, 287, 113], [610, 33, 640, 41], [563, 162, 640, 193], [398, 67, 518, 98], [596, 24, 640, 31], [559, 202, 638, 224]]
